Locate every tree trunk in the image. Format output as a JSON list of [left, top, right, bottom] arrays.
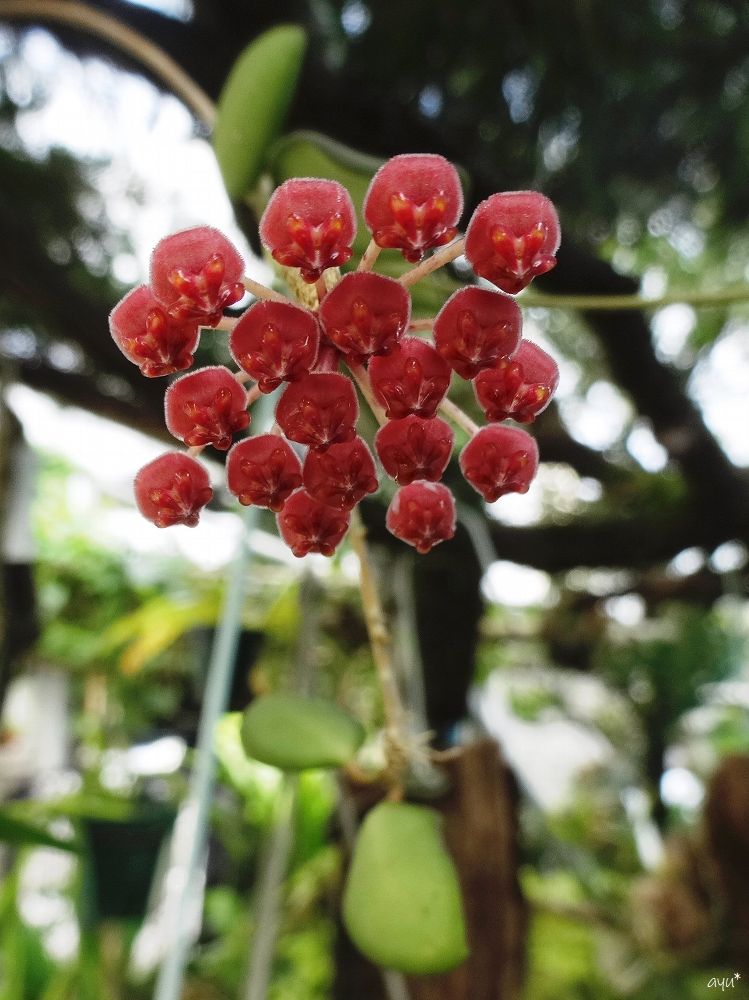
[[407, 739, 526, 1000], [704, 754, 749, 974]]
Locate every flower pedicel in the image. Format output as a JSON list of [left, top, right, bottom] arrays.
[[110, 154, 561, 557]]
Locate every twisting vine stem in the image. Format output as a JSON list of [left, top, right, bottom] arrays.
[[348, 507, 409, 787]]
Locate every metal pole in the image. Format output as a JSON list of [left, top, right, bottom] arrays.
[[154, 393, 274, 1000]]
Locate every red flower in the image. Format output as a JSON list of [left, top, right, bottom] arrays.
[[303, 436, 379, 511], [386, 481, 456, 554], [135, 452, 213, 528], [318, 271, 410, 364], [123, 160, 562, 557], [433, 285, 522, 379], [226, 435, 302, 511], [460, 425, 539, 502], [474, 340, 559, 423], [364, 154, 463, 263], [275, 372, 359, 449], [230, 299, 320, 392], [278, 489, 351, 557], [259, 178, 356, 282], [375, 415, 453, 485], [150, 226, 245, 324], [464, 191, 560, 294], [109, 285, 199, 377], [369, 336, 451, 419], [164, 365, 250, 450]]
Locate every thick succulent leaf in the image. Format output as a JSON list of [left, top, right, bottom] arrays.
[[213, 25, 307, 199], [343, 801, 468, 974], [241, 693, 364, 770]]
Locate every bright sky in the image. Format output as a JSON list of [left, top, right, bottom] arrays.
[[3, 24, 747, 598]]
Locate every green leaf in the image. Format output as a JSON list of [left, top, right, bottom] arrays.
[[213, 25, 307, 199], [241, 693, 364, 771], [0, 808, 81, 853], [343, 801, 468, 974]]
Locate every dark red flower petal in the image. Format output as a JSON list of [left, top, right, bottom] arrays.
[[259, 178, 356, 283], [135, 452, 213, 528], [433, 285, 522, 379], [226, 435, 302, 511], [275, 372, 359, 449], [369, 336, 451, 419], [302, 436, 378, 511], [363, 154, 463, 263], [150, 226, 245, 324], [109, 285, 200, 378], [318, 271, 411, 364], [277, 489, 351, 557], [229, 299, 319, 392], [473, 340, 559, 423], [464, 191, 560, 294], [164, 365, 250, 451], [459, 425, 539, 502], [375, 415, 453, 485], [386, 481, 456, 554]]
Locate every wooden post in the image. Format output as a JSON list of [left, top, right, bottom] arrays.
[[407, 739, 527, 1000]]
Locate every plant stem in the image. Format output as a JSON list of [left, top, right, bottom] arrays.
[[0, 1, 216, 128], [399, 238, 465, 288], [349, 508, 408, 783], [245, 382, 262, 408], [520, 284, 749, 311], [439, 396, 479, 436], [243, 275, 295, 305], [357, 239, 382, 273], [409, 317, 435, 331], [347, 362, 387, 426], [211, 316, 238, 331]]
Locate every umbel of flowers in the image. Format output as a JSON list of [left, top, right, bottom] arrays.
[[110, 154, 561, 558]]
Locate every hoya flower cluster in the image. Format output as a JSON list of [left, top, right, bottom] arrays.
[[110, 154, 560, 558]]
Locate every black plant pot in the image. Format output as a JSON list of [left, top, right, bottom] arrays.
[[80, 803, 176, 925]]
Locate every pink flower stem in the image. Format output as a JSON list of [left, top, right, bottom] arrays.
[[357, 239, 382, 273], [212, 315, 238, 331], [243, 275, 295, 305], [439, 396, 480, 436], [349, 506, 408, 786], [398, 237, 466, 288], [347, 362, 387, 426], [409, 318, 435, 331], [244, 382, 262, 408], [315, 275, 328, 305]]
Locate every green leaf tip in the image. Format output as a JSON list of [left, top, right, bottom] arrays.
[[240, 692, 365, 771], [213, 24, 308, 200], [0, 808, 82, 853]]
